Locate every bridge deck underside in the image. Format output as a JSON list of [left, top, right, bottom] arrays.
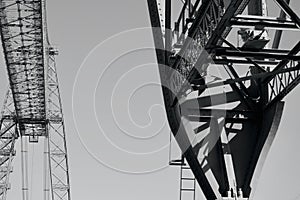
[[0, 0, 46, 136]]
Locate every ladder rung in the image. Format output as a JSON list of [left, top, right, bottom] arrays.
[[181, 188, 195, 191], [181, 177, 195, 180], [171, 159, 183, 162], [181, 167, 191, 169], [169, 162, 185, 166], [169, 159, 186, 166]]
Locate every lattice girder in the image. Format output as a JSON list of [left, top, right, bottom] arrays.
[[46, 53, 71, 200], [0, 0, 46, 137], [0, 90, 17, 200], [0, 1, 71, 200]]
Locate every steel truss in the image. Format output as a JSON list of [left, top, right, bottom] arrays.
[[148, 0, 300, 199], [0, 0, 46, 138], [0, 1, 71, 200]]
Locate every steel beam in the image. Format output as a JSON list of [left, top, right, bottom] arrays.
[[0, 0, 46, 137], [214, 58, 279, 65], [188, 0, 250, 82], [183, 108, 256, 119], [267, 64, 300, 108], [165, 0, 172, 65], [248, 0, 263, 15], [264, 41, 300, 83], [275, 0, 300, 27], [273, 0, 291, 49], [192, 63, 300, 91], [147, 1, 217, 199], [231, 15, 298, 30], [211, 46, 290, 54], [46, 53, 71, 200], [215, 49, 300, 61], [148, 0, 300, 199], [0, 1, 71, 200], [0, 90, 17, 200]]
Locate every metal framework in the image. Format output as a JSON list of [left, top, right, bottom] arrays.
[[0, 0, 46, 138], [147, 0, 300, 199], [0, 1, 71, 200]]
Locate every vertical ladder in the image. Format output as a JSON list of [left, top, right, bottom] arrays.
[[170, 156, 196, 200]]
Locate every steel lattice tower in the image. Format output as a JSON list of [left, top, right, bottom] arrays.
[[147, 0, 300, 200], [0, 1, 71, 200]]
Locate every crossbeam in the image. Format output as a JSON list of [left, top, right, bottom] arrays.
[[214, 48, 300, 61], [231, 15, 299, 30]]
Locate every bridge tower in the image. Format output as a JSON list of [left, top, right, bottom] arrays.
[[147, 0, 300, 199], [0, 1, 71, 200]]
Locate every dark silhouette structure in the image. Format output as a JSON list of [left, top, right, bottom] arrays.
[[147, 0, 300, 199]]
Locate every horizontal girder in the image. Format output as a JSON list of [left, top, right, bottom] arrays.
[[214, 48, 300, 61], [231, 15, 299, 30], [0, 0, 47, 136]]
